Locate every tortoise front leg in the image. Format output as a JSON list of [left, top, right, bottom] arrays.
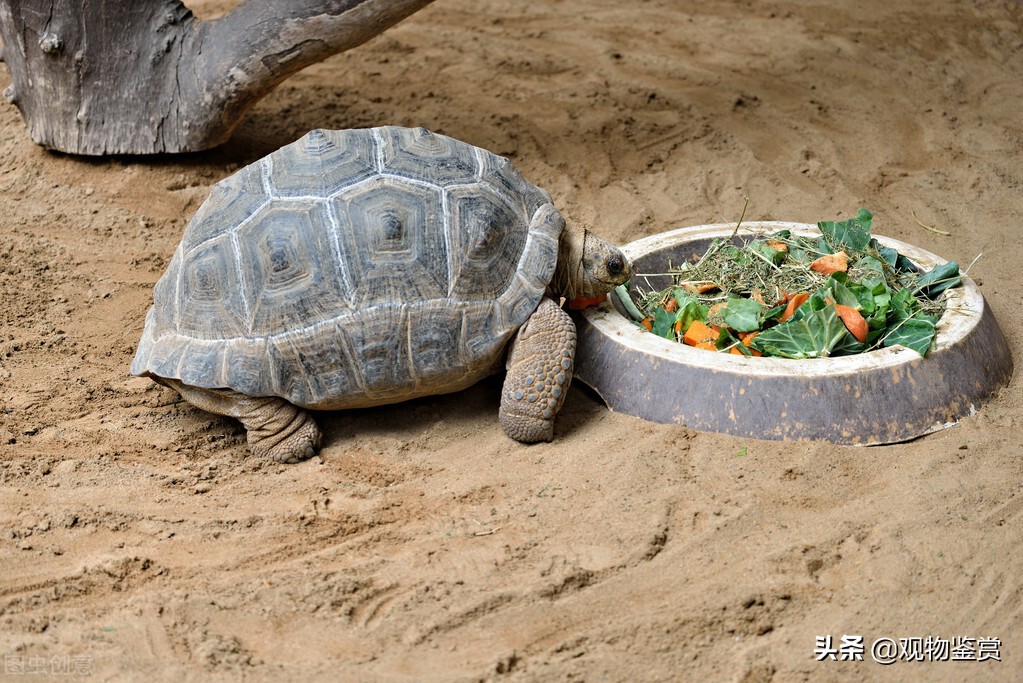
[[499, 297, 577, 442], [158, 378, 322, 463]]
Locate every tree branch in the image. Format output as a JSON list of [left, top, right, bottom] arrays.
[[0, 0, 436, 155]]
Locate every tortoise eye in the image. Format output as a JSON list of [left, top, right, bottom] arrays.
[[607, 254, 624, 275]]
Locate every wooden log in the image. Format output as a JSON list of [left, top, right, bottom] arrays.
[[0, 0, 434, 155]]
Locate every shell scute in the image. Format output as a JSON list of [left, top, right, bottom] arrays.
[[447, 184, 530, 302], [342, 304, 416, 400], [267, 323, 363, 407], [331, 176, 447, 307], [267, 128, 378, 198], [235, 201, 349, 336], [181, 184, 267, 254], [132, 126, 563, 409], [176, 235, 248, 339], [379, 126, 481, 186]]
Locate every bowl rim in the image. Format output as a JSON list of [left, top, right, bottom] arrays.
[[589, 221, 981, 378]]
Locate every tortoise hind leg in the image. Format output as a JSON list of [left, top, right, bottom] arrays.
[[499, 298, 577, 442], [158, 378, 322, 463]]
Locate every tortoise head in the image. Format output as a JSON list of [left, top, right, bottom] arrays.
[[552, 226, 631, 299]]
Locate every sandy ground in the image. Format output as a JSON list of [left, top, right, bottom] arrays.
[[2, 0, 1022, 680]]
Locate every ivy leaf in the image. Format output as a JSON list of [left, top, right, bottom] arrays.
[[750, 306, 850, 359], [722, 295, 766, 333]]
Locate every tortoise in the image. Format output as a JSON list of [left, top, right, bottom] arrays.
[[131, 126, 630, 463]]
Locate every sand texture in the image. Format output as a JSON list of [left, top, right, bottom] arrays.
[[1, 0, 1021, 680]]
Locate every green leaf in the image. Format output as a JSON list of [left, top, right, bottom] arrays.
[[882, 317, 937, 356], [718, 244, 744, 263], [818, 209, 873, 251], [722, 295, 766, 333], [791, 285, 832, 323], [764, 303, 787, 321], [915, 261, 961, 298], [672, 291, 709, 333], [830, 327, 868, 356], [651, 307, 677, 339], [890, 288, 920, 321], [895, 253, 920, 274], [847, 277, 889, 316], [750, 306, 850, 359], [615, 284, 646, 321], [787, 242, 815, 264], [756, 242, 787, 266], [871, 240, 899, 268], [828, 274, 862, 309], [853, 254, 886, 279]]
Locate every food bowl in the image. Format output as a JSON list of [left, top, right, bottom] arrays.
[[572, 222, 1013, 445]]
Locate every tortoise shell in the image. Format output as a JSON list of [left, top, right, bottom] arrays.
[[131, 126, 564, 409]]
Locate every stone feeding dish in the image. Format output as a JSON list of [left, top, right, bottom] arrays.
[[572, 222, 1013, 445]]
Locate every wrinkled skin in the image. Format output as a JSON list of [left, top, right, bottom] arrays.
[[499, 226, 630, 443]]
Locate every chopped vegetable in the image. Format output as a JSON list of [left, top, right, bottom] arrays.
[[833, 303, 869, 343], [624, 209, 966, 358], [777, 292, 810, 323], [810, 251, 849, 275], [683, 320, 718, 350], [729, 331, 763, 356], [682, 282, 718, 294]]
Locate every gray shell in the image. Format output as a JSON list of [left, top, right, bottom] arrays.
[[131, 126, 563, 409]]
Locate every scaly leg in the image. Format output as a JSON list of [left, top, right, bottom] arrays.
[[158, 378, 322, 463], [499, 297, 577, 443]]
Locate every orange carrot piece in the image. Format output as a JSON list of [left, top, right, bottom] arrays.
[[567, 295, 606, 310], [742, 331, 763, 356], [729, 331, 764, 356], [640, 317, 653, 332], [810, 251, 849, 275], [833, 303, 868, 343], [682, 282, 718, 294], [663, 298, 679, 313], [683, 320, 718, 348], [777, 292, 809, 323]]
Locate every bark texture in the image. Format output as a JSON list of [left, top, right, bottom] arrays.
[[0, 0, 435, 155]]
